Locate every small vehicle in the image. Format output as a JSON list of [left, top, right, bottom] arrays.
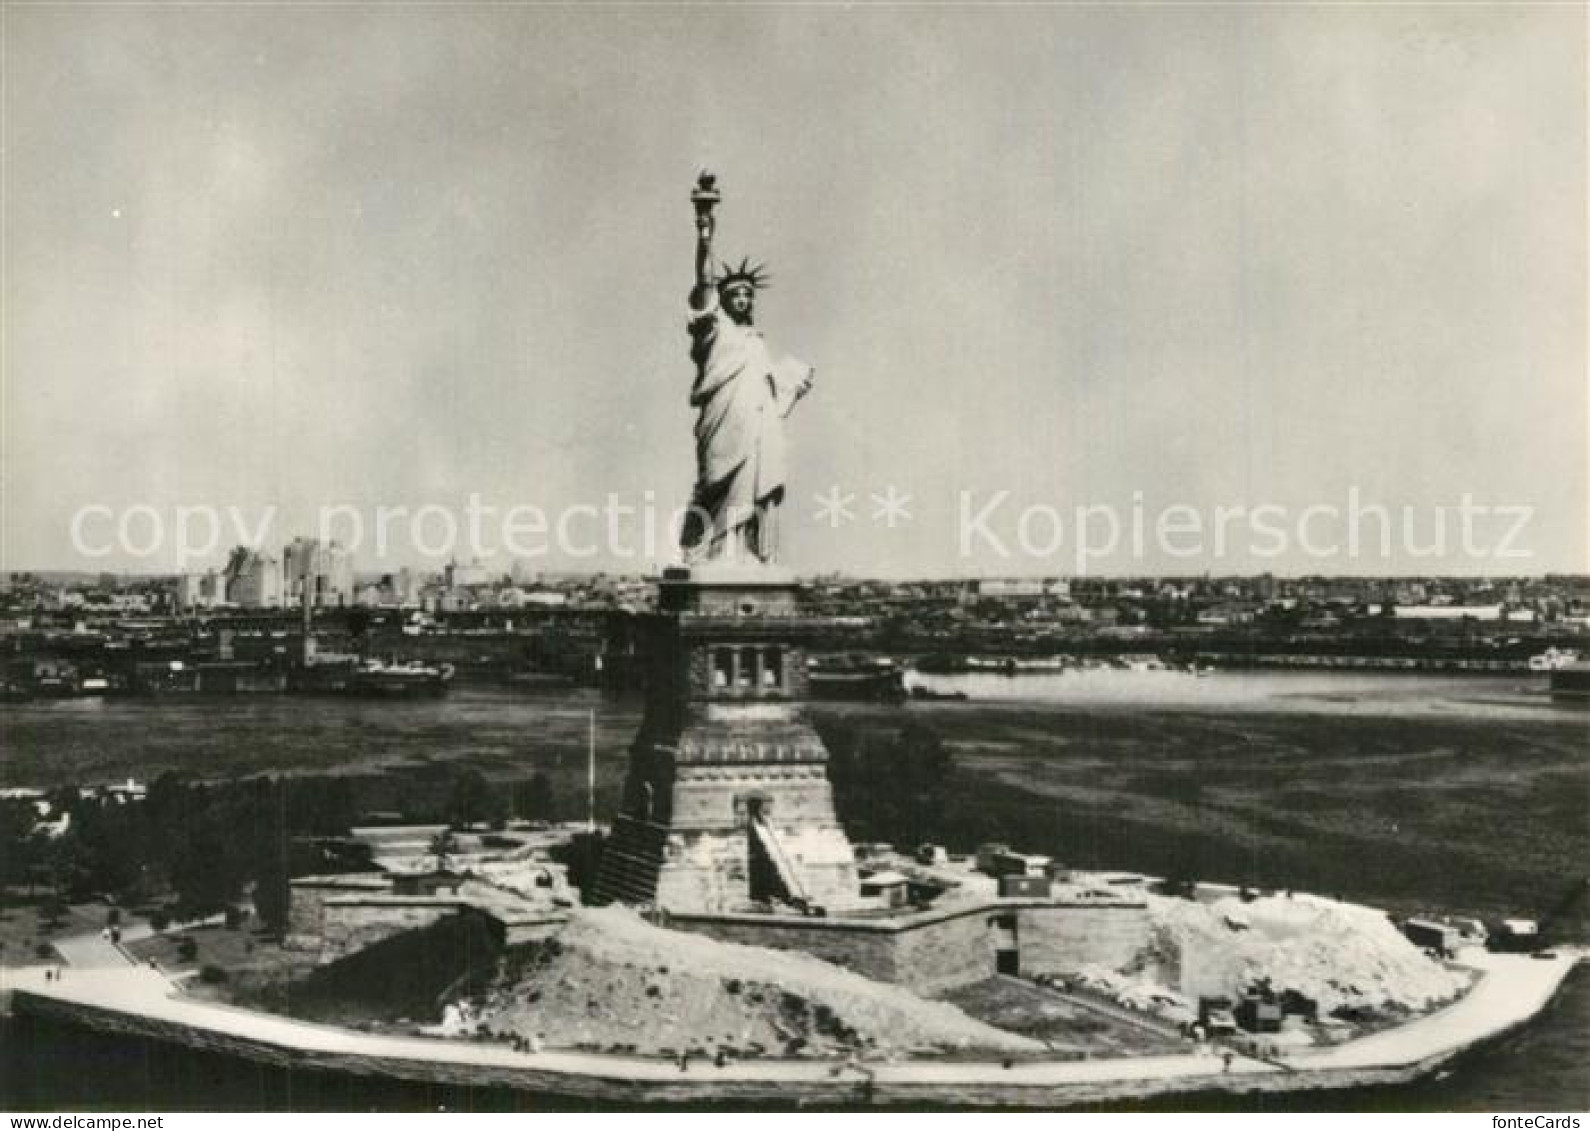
[[1203, 1007, 1238, 1035], [1199, 996, 1239, 1035]]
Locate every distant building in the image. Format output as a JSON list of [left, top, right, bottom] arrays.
[[393, 568, 422, 607], [1196, 603, 1258, 626], [284, 538, 353, 608], [95, 593, 153, 614], [351, 570, 423, 609], [972, 578, 1068, 599], [445, 559, 493, 589], [1393, 604, 1532, 622], [223, 547, 283, 608], [489, 586, 529, 609], [175, 570, 225, 611], [429, 587, 476, 614]]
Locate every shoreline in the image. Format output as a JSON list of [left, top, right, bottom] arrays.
[[2, 947, 1579, 1109]]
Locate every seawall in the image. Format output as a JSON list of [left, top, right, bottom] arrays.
[[5, 949, 1579, 1109]]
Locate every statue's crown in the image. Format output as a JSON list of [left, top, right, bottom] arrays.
[[718, 257, 771, 292]]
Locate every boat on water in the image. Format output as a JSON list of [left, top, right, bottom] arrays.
[[909, 684, 968, 702], [806, 655, 907, 701], [347, 658, 455, 697], [295, 656, 454, 697], [965, 655, 1074, 675], [1001, 656, 1069, 672], [284, 580, 453, 697], [1528, 647, 1581, 672], [1547, 659, 1590, 701]]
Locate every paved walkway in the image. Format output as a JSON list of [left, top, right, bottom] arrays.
[[0, 959, 1273, 1088], [1288, 948, 1578, 1071], [2, 941, 1579, 1098], [51, 931, 136, 970], [48, 913, 211, 970]]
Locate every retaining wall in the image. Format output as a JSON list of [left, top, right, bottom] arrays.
[[672, 897, 1152, 994], [9, 989, 1523, 1110]]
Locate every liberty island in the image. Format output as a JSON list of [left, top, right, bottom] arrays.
[[3, 174, 1582, 1112]]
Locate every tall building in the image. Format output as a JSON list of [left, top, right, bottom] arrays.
[[175, 570, 225, 611], [223, 547, 283, 608], [509, 558, 539, 587], [393, 567, 421, 607], [445, 558, 493, 589], [283, 538, 353, 608]]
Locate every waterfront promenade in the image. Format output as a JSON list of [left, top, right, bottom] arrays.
[[2, 935, 1580, 1107], [1294, 949, 1575, 1070]]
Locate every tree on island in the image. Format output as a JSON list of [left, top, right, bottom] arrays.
[[167, 800, 247, 918], [446, 767, 506, 830], [0, 800, 40, 896], [819, 720, 955, 848], [513, 772, 555, 822]]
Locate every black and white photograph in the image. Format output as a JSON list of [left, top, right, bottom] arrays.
[[1, 2, 1586, 1115]]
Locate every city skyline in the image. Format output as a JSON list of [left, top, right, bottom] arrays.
[[4, 5, 1585, 576]]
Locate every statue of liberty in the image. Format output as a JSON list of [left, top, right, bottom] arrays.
[[679, 172, 815, 565]]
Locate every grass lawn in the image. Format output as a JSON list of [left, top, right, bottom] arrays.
[[816, 704, 1590, 930], [939, 976, 1185, 1059], [0, 893, 118, 969], [125, 924, 310, 1003]]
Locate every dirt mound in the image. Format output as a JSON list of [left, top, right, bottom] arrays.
[[1139, 892, 1468, 1015], [463, 906, 1041, 1057]]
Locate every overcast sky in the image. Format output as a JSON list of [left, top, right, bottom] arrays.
[[4, 4, 1584, 577]]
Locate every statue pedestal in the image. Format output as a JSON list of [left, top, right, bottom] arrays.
[[595, 569, 860, 914], [657, 563, 799, 615]]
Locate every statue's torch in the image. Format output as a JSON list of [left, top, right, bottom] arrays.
[[691, 171, 720, 237]]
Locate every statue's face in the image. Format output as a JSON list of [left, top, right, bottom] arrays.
[[722, 284, 755, 324]]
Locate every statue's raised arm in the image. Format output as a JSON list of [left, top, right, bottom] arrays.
[[690, 171, 720, 310]]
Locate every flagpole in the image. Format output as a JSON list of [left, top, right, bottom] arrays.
[[587, 708, 596, 834]]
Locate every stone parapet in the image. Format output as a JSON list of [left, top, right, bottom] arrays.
[[670, 896, 1152, 994], [319, 898, 469, 960]]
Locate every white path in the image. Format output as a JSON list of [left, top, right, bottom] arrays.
[[51, 931, 134, 970], [1289, 949, 1579, 1071], [1, 941, 1579, 1096], [0, 959, 1272, 1087]]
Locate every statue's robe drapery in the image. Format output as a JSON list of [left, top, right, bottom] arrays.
[[680, 292, 809, 562]]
